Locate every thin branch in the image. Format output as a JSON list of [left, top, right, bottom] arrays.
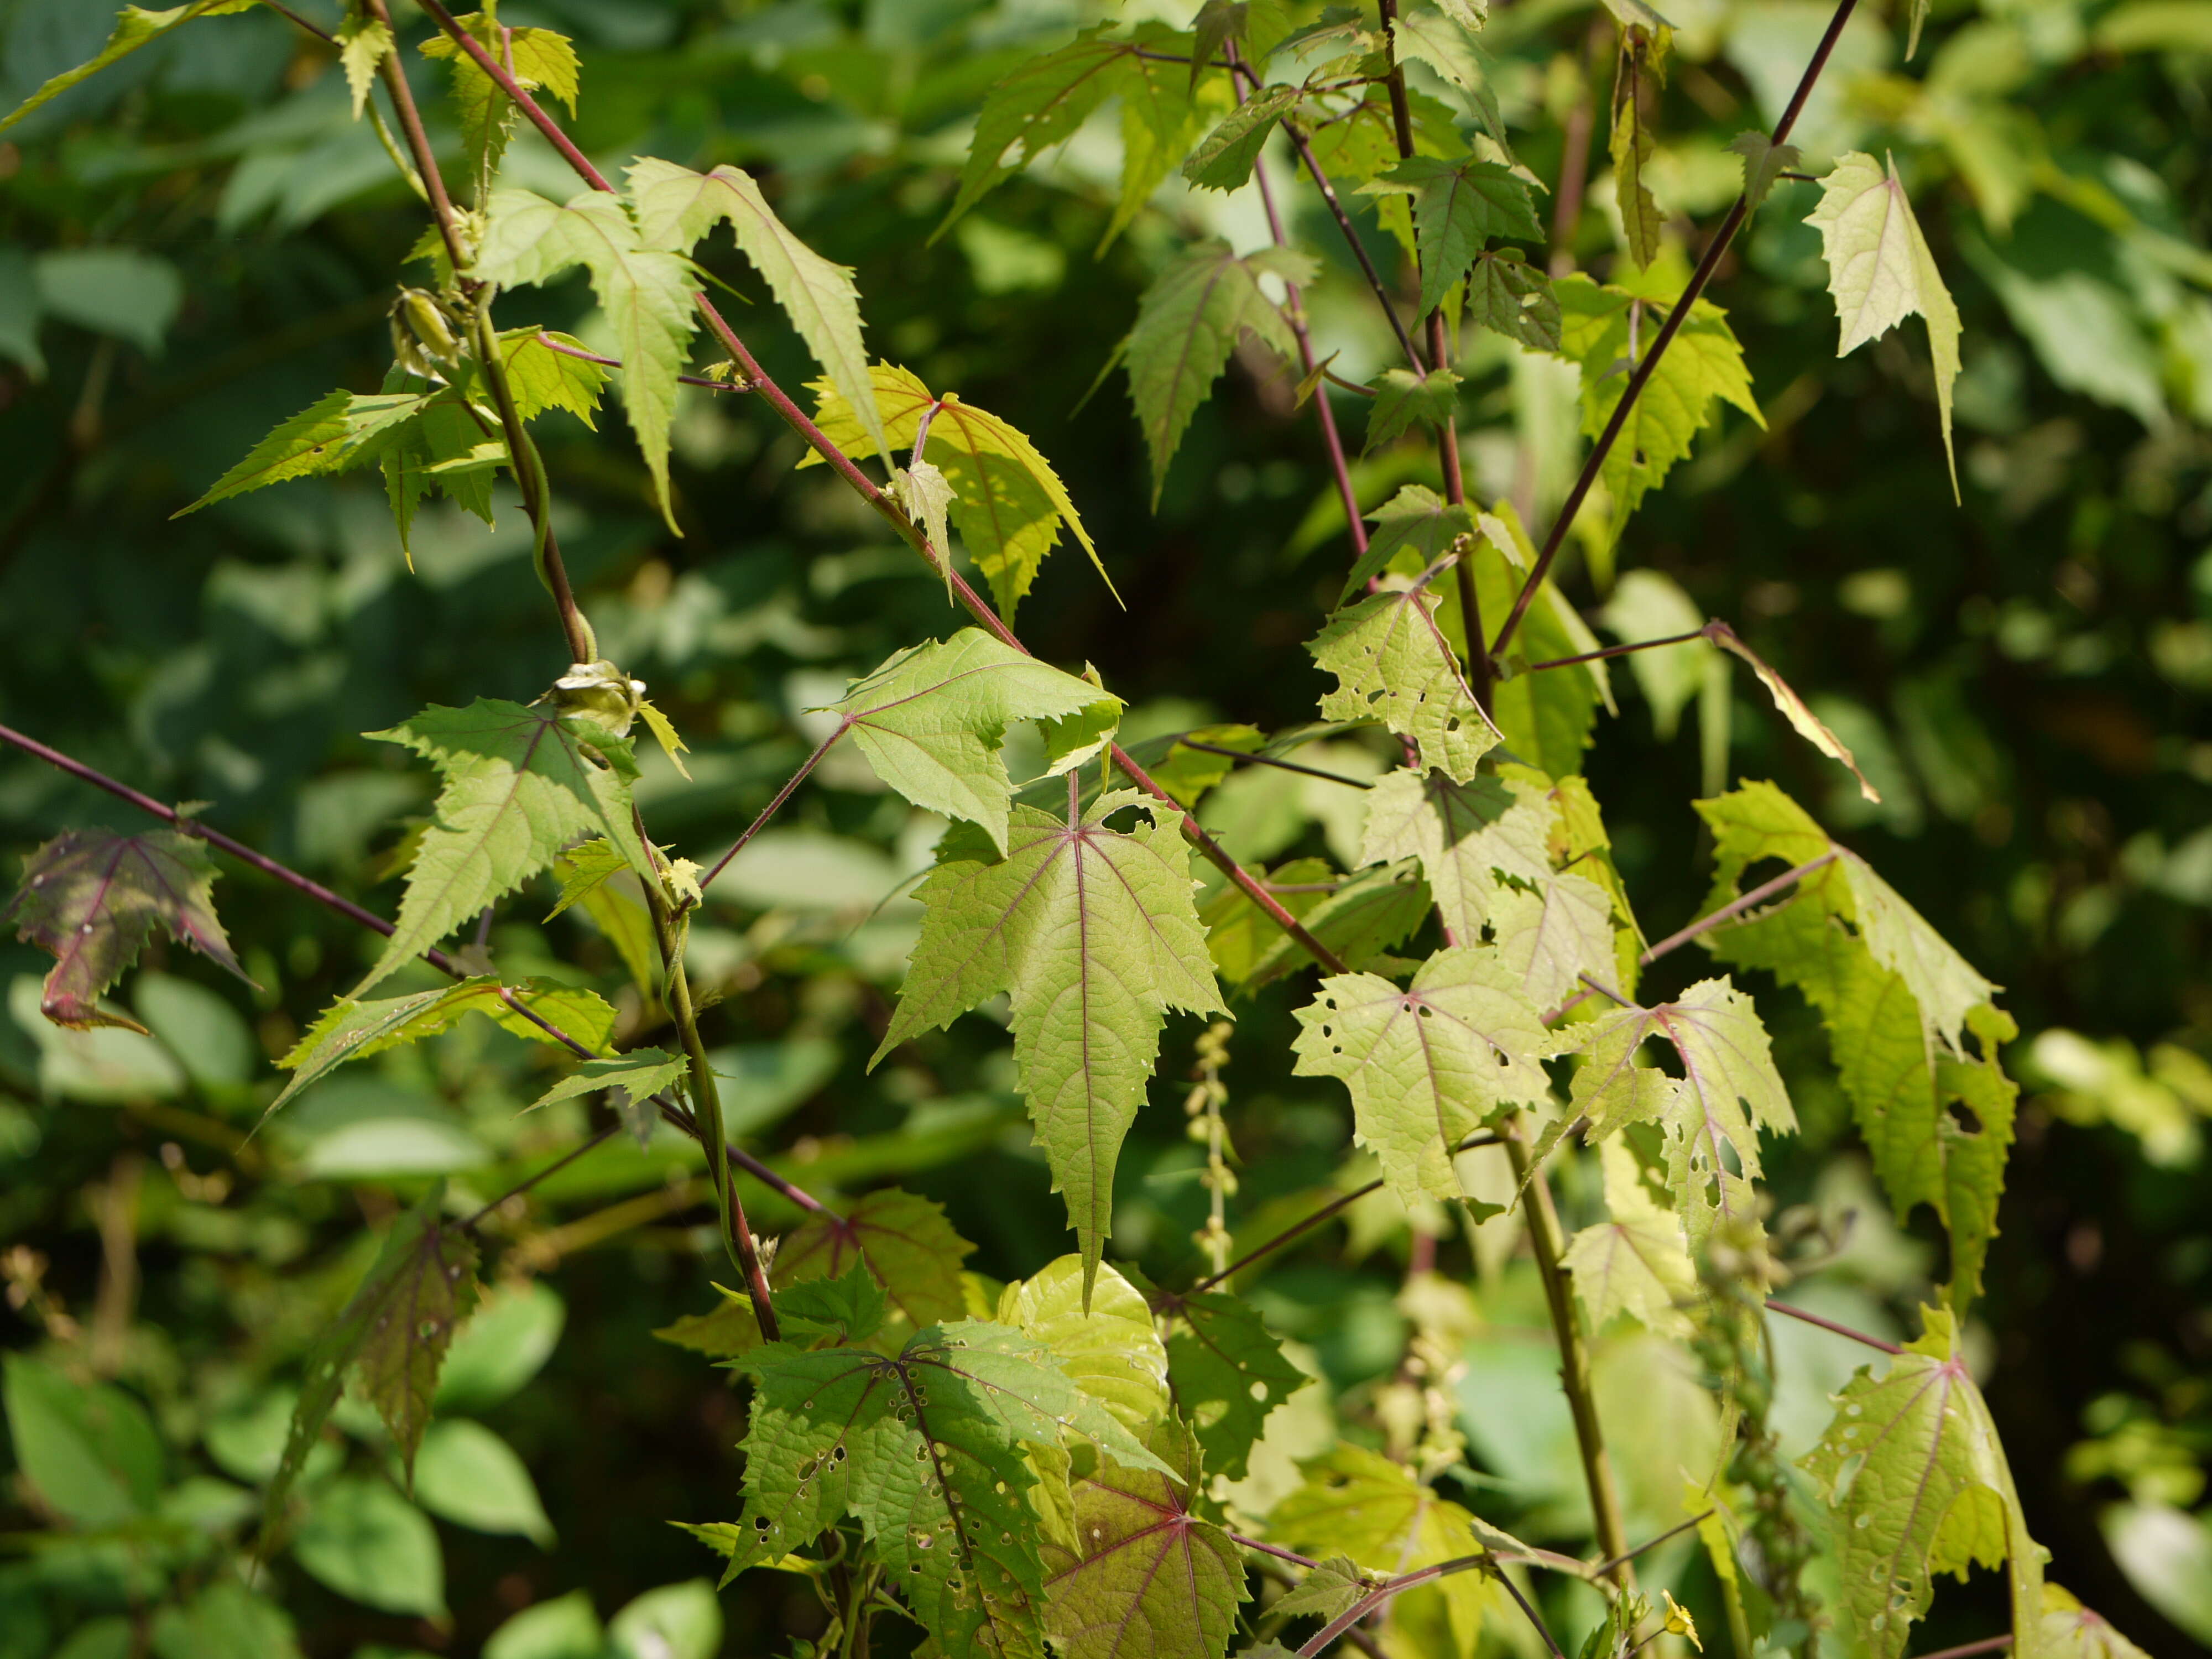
[[1523, 625, 1711, 673], [1639, 851, 1838, 964], [259, 0, 335, 44], [700, 723, 847, 895], [1910, 1639, 2012, 1659], [1765, 1298, 1903, 1355], [1231, 1533, 1322, 1571], [1489, 0, 1863, 662], [1587, 1510, 1713, 1579], [1177, 740, 1375, 790], [536, 332, 752, 391], [461, 1123, 622, 1230], [414, 0, 617, 192], [1300, 1552, 1565, 1659], [1279, 120, 1425, 371], [364, 0, 470, 289]]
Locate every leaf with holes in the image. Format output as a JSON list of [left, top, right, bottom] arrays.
[[263, 1184, 478, 1551], [1464, 252, 1562, 352], [628, 158, 888, 465], [1157, 1290, 1303, 1481], [823, 632, 1118, 853], [419, 14, 579, 192], [773, 1187, 977, 1340], [1292, 947, 1552, 1211], [806, 364, 1109, 619], [1040, 1420, 1246, 1659], [1801, 1305, 2044, 1659], [359, 699, 653, 997], [7, 828, 249, 1030], [1562, 1140, 1697, 1337], [1357, 768, 1551, 947], [1308, 588, 1499, 781], [874, 796, 1221, 1286]]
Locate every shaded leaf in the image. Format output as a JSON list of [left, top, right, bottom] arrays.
[[1357, 768, 1550, 946], [1363, 367, 1462, 453], [1157, 1290, 1303, 1481], [1464, 251, 1562, 352], [1611, 83, 1664, 270], [1343, 485, 1474, 601], [525, 1048, 686, 1144], [1183, 85, 1303, 192], [1243, 859, 1433, 989], [1728, 132, 1802, 213], [774, 1187, 977, 1337], [1562, 1140, 1696, 1337], [1374, 156, 1543, 316], [0, 1, 254, 133], [1272, 1557, 1371, 1621]]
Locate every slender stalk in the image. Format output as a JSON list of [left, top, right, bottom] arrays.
[[1277, 118, 1425, 370], [1523, 625, 1712, 672], [1638, 851, 1838, 964], [1232, 1533, 1322, 1571], [364, 0, 471, 285], [461, 1123, 623, 1230], [1490, 0, 1863, 661], [1504, 1124, 1635, 1585], [1299, 1551, 1566, 1659], [470, 306, 596, 663], [1910, 1639, 2012, 1659], [1587, 1510, 1712, 1579], [1765, 1298, 1902, 1355], [535, 332, 750, 392], [414, 0, 618, 192], [259, 0, 334, 42], [700, 724, 847, 894], [1176, 740, 1375, 790]]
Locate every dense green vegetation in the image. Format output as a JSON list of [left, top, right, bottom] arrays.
[[1, 2, 2209, 1658]]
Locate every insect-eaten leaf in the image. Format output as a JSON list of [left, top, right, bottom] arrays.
[[1308, 587, 1499, 781]]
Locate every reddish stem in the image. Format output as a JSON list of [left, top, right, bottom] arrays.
[[1766, 1298, 1903, 1355]]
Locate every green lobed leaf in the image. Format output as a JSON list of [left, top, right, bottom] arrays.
[[628, 158, 888, 466], [998, 1257, 1169, 1432], [2038, 1585, 2152, 1659], [420, 13, 580, 195], [1307, 587, 1500, 781], [874, 796, 1222, 1285], [1182, 85, 1303, 192], [806, 363, 1110, 619], [1729, 132, 1802, 213], [1343, 485, 1475, 601], [358, 698, 655, 996], [1801, 1306, 2045, 1659], [0, 1, 255, 134], [1464, 249, 1563, 352], [823, 630, 1118, 853], [524, 1048, 687, 1142], [176, 388, 437, 515], [473, 187, 697, 530], [1292, 946, 1553, 1211], [336, 15, 393, 119], [1375, 156, 1544, 317], [495, 329, 607, 427], [1363, 367, 1462, 453], [775, 1260, 891, 1347], [550, 836, 659, 995], [1156, 1290, 1303, 1481], [7, 828, 249, 1030], [1198, 855, 1335, 989], [1561, 1140, 1697, 1337], [1389, 7, 1511, 155], [378, 393, 500, 558], [1123, 242, 1313, 505], [1807, 152, 1962, 496], [772, 1187, 977, 1339]]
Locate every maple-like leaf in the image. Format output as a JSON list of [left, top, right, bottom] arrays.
[[473, 187, 696, 529], [1562, 1140, 1697, 1337], [1801, 1306, 2045, 1659], [806, 363, 1108, 618], [0, 1, 255, 133], [176, 388, 438, 515], [1358, 769, 1550, 946], [1363, 367, 1462, 453], [627, 158, 888, 466], [491, 329, 607, 426], [7, 828, 249, 1030], [999, 1258, 1170, 1432], [1729, 132, 1803, 213], [2038, 1585, 2152, 1659], [1389, 7, 1510, 154], [1342, 485, 1475, 600], [419, 13, 578, 193], [823, 632, 1117, 853], [1373, 156, 1543, 317], [1183, 85, 1303, 191], [1464, 251, 1562, 352], [1040, 1421, 1246, 1659], [358, 698, 654, 996], [1308, 587, 1499, 782], [773, 1187, 977, 1339], [275, 975, 618, 1113], [1564, 976, 1793, 1241], [1292, 947, 1552, 1212], [1556, 275, 1762, 543], [1807, 152, 1962, 495], [1271, 1557, 1373, 1621], [874, 796, 1222, 1284], [336, 14, 393, 118], [730, 1321, 1171, 1658], [1156, 1290, 1303, 1481], [264, 1184, 478, 1550], [1123, 242, 1313, 504]]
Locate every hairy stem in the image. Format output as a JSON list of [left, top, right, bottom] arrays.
[[1489, 0, 1863, 661]]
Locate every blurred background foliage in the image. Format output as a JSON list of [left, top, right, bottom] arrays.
[[0, 0, 2208, 1655]]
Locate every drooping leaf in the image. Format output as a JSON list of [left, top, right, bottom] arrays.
[[358, 698, 655, 996], [1556, 276, 1762, 544], [473, 187, 697, 529], [1806, 152, 1962, 495], [1562, 1140, 1697, 1337], [1343, 485, 1475, 600], [874, 797, 1222, 1284], [176, 388, 439, 515], [1183, 85, 1304, 192], [1453, 504, 1607, 778], [1040, 1420, 1247, 1659], [275, 976, 619, 1113], [895, 460, 958, 592], [1389, 7, 1510, 154], [1363, 367, 1462, 453], [264, 1185, 478, 1549], [1373, 156, 1543, 316], [7, 828, 249, 1030], [524, 1048, 687, 1142], [730, 1321, 1171, 1655], [1308, 587, 1499, 781], [337, 15, 394, 119], [1123, 242, 1313, 504], [823, 632, 1119, 853], [773, 1187, 977, 1337], [1708, 623, 1880, 803], [1801, 1305, 2045, 1659], [1610, 82, 1665, 270], [806, 363, 1109, 618], [1292, 947, 1553, 1211], [1156, 1290, 1303, 1481], [1463, 251, 1562, 352], [1728, 132, 1802, 213], [495, 329, 607, 427], [1563, 975, 1794, 1243], [628, 158, 888, 466], [0, 1, 255, 133], [419, 13, 580, 193]]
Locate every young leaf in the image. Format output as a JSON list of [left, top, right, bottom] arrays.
[[1040, 1420, 1247, 1659], [1375, 156, 1544, 317], [176, 389, 437, 515], [1464, 251, 1562, 352], [894, 460, 958, 592], [1308, 587, 1500, 781], [495, 330, 607, 427], [875, 797, 1221, 1284], [358, 699, 655, 996], [1611, 85, 1665, 269], [773, 1187, 977, 1336], [1343, 485, 1475, 600], [337, 15, 394, 119], [627, 158, 888, 466], [379, 395, 501, 559], [1123, 242, 1313, 504], [7, 828, 248, 1030], [1157, 1291, 1303, 1481], [823, 631, 1120, 853], [0, 1, 255, 133], [1562, 1140, 1697, 1337], [473, 188, 696, 529], [1708, 623, 1880, 802], [1728, 132, 1802, 213], [1806, 152, 1961, 495], [1801, 1305, 2044, 1659], [1183, 85, 1303, 192], [524, 1048, 687, 1141], [1389, 7, 1511, 154], [1363, 367, 1462, 453], [806, 364, 1109, 618], [775, 1260, 890, 1347], [550, 837, 659, 995], [275, 977, 619, 1113], [420, 13, 580, 192], [999, 1257, 1170, 1432], [1292, 947, 1552, 1212], [264, 1184, 478, 1548]]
